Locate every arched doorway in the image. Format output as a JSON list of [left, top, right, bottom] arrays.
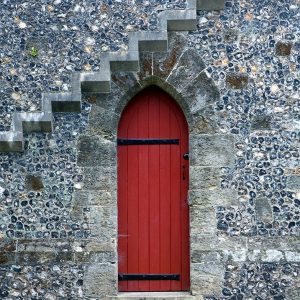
[[117, 86, 190, 292]]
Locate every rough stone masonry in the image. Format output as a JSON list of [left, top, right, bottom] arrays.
[[0, 0, 300, 299]]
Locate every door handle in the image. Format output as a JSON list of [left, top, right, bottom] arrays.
[[182, 165, 186, 180]]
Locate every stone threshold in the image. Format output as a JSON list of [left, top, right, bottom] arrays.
[[109, 292, 201, 300]]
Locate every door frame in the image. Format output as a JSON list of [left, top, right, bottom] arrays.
[[117, 86, 190, 292], [80, 71, 228, 299]]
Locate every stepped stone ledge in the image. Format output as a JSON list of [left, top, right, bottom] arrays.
[[0, 0, 225, 152]]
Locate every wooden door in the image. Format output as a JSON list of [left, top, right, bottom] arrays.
[[117, 86, 189, 292]]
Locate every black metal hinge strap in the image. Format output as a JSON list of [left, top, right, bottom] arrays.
[[118, 274, 180, 281], [117, 139, 179, 146]]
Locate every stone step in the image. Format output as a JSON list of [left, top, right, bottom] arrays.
[[110, 292, 202, 300]]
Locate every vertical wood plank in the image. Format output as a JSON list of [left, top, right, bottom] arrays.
[[148, 93, 161, 291], [138, 97, 150, 291]]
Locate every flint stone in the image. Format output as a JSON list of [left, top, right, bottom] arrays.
[[167, 49, 205, 92], [190, 135, 235, 167]]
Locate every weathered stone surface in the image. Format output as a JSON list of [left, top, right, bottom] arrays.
[[89, 206, 117, 241], [180, 72, 220, 114], [251, 115, 272, 130], [190, 134, 235, 167], [167, 49, 206, 92], [276, 41, 293, 56], [191, 272, 223, 297], [83, 167, 116, 191], [261, 250, 284, 262], [87, 105, 119, 139], [71, 191, 89, 221], [90, 190, 115, 206], [111, 71, 141, 96], [191, 113, 218, 134], [285, 251, 300, 262], [153, 32, 187, 79], [190, 207, 217, 235], [226, 73, 249, 89], [286, 175, 300, 190], [189, 167, 220, 190], [25, 175, 44, 191], [137, 52, 153, 81], [255, 197, 273, 222], [191, 250, 221, 264], [188, 189, 238, 207], [77, 136, 116, 167], [83, 263, 117, 298]]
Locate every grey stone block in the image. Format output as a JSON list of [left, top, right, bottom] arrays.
[[158, 9, 197, 31], [80, 72, 111, 93], [167, 49, 206, 92], [181, 72, 220, 113], [197, 0, 225, 10], [128, 31, 168, 52], [188, 189, 238, 207], [102, 51, 140, 73], [90, 190, 116, 206], [83, 167, 116, 191], [137, 52, 153, 81], [286, 175, 300, 190], [191, 250, 221, 264], [190, 207, 217, 235], [43, 92, 81, 113], [190, 273, 223, 297], [87, 105, 119, 139], [0, 132, 23, 152], [190, 166, 220, 190], [83, 263, 117, 298], [77, 136, 116, 167], [190, 134, 235, 167], [153, 32, 187, 80], [255, 197, 273, 222]]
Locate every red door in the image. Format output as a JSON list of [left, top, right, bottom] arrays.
[[118, 86, 190, 292]]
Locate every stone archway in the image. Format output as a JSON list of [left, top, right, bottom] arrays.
[[77, 32, 236, 299]]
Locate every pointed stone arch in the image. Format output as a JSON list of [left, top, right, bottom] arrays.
[[78, 31, 236, 299]]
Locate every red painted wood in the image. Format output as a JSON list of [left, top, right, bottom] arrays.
[[118, 86, 190, 292]]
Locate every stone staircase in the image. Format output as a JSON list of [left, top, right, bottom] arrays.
[[0, 0, 225, 152]]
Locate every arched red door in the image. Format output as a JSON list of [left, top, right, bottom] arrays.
[[117, 86, 190, 292]]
